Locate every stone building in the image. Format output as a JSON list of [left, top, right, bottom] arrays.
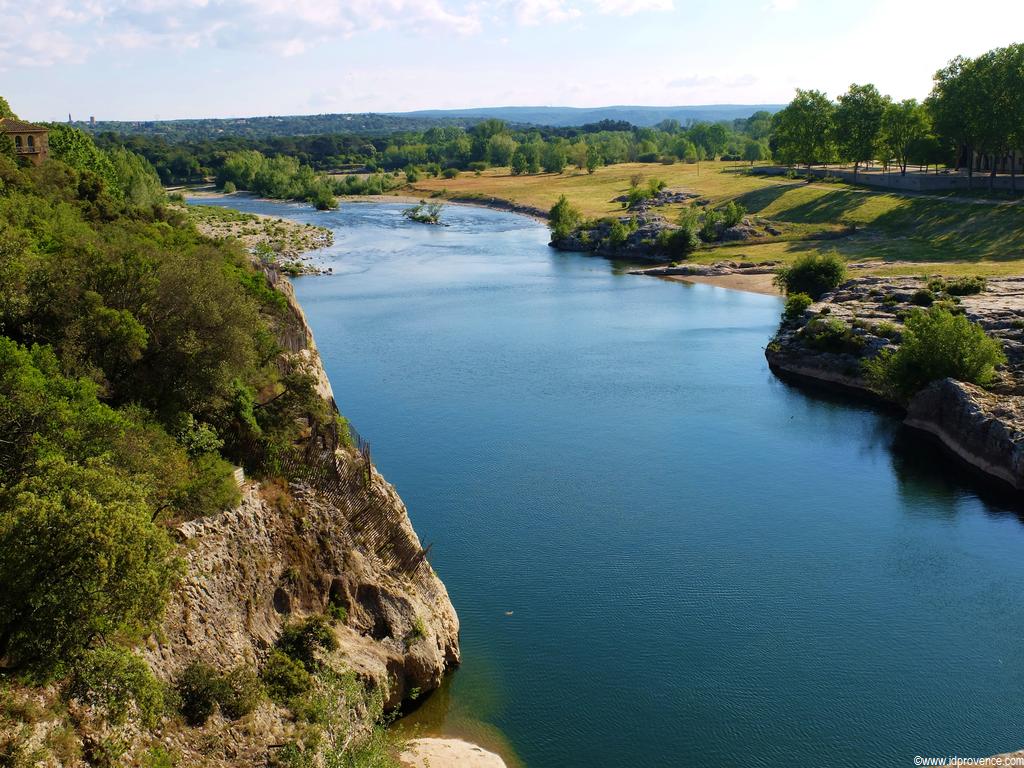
[[0, 118, 49, 165]]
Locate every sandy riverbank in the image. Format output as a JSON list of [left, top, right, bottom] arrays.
[[665, 272, 782, 296], [400, 738, 508, 768]]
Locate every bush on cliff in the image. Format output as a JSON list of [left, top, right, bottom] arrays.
[[774, 252, 847, 299], [175, 662, 262, 725], [801, 316, 865, 354], [67, 646, 167, 727], [783, 292, 813, 321], [864, 307, 1006, 399], [548, 195, 582, 241]]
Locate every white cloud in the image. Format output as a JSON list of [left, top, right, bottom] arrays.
[[0, 0, 482, 67], [594, 0, 672, 14], [508, 0, 582, 25]]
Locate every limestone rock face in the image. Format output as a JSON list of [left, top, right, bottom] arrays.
[[906, 378, 1024, 490], [146, 475, 460, 709], [145, 264, 460, 709]]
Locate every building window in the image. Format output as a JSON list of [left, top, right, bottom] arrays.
[[14, 136, 21, 148], [27, 135, 34, 149]]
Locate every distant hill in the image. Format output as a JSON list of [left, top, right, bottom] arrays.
[[77, 104, 782, 141], [79, 113, 485, 141], [394, 105, 783, 128]]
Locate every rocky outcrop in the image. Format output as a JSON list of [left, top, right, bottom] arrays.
[[614, 188, 697, 212], [552, 214, 678, 260], [629, 259, 781, 279], [145, 476, 460, 708], [146, 264, 461, 709], [906, 379, 1024, 491], [766, 276, 1024, 491], [552, 214, 783, 261]]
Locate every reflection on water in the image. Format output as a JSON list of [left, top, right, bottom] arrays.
[[192, 197, 1024, 768]]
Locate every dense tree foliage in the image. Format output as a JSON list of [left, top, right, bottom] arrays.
[[834, 84, 887, 178], [93, 113, 779, 187], [768, 44, 1024, 180], [0, 121, 333, 676], [771, 89, 836, 167]]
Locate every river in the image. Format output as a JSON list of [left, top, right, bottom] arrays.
[[191, 197, 1024, 768]]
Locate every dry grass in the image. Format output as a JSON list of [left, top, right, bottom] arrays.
[[409, 162, 1024, 277]]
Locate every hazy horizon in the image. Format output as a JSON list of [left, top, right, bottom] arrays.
[[2, 0, 1022, 122]]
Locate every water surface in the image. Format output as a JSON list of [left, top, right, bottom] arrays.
[[193, 197, 1024, 768]]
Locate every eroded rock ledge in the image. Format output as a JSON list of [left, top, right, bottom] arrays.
[[141, 263, 461, 762], [766, 276, 1024, 491]]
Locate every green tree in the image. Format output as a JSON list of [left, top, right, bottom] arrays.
[[0, 95, 16, 119], [772, 89, 836, 168], [47, 125, 120, 193], [548, 195, 582, 241], [928, 55, 988, 186], [773, 252, 847, 299], [834, 83, 888, 179], [108, 147, 165, 210], [0, 456, 177, 671], [541, 142, 567, 174], [486, 134, 516, 166], [881, 99, 930, 175], [742, 139, 768, 165], [586, 144, 602, 174], [510, 147, 528, 175]]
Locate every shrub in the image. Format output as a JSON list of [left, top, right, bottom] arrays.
[[175, 662, 261, 725], [467, 161, 487, 173], [548, 195, 582, 241], [441, 167, 459, 179], [261, 650, 312, 703], [176, 662, 229, 725], [699, 209, 722, 242], [308, 186, 337, 211], [872, 321, 901, 341], [719, 200, 746, 228], [865, 307, 1006, 399], [910, 288, 934, 306], [801, 317, 864, 354], [222, 181, 237, 194], [67, 647, 166, 726], [277, 616, 338, 671], [783, 292, 813, 321], [326, 603, 348, 623], [606, 218, 636, 247], [655, 227, 699, 258], [404, 166, 420, 183], [218, 667, 263, 720], [774, 252, 847, 299], [945, 276, 987, 296]]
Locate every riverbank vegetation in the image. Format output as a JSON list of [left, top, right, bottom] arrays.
[[865, 307, 1006, 400], [0, 108, 398, 766]]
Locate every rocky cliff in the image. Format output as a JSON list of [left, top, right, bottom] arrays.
[[138, 265, 461, 761], [766, 276, 1024, 491]]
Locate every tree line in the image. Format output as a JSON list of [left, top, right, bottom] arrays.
[[771, 43, 1024, 186], [94, 114, 775, 186]]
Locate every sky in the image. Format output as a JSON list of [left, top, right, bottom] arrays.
[[2, 0, 1023, 122]]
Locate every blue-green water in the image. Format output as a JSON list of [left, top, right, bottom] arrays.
[[193, 197, 1024, 767]]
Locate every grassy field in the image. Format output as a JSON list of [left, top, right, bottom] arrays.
[[407, 162, 1024, 277]]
